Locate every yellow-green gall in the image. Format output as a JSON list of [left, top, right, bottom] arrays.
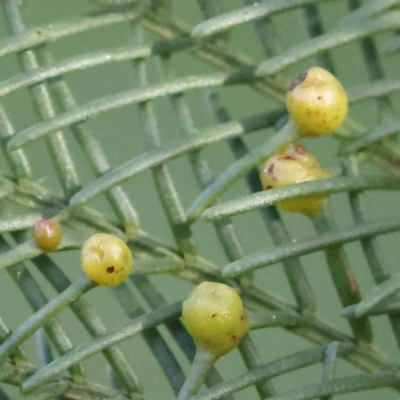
[[286, 67, 348, 137], [260, 144, 329, 216], [33, 219, 62, 251], [81, 233, 133, 287], [182, 282, 250, 358]]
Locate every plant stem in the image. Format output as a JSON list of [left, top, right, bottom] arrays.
[[178, 348, 216, 400]]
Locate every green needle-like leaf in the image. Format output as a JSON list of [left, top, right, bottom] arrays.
[[256, 12, 400, 76], [191, 0, 334, 39], [21, 302, 182, 394], [134, 256, 184, 274], [262, 373, 399, 400], [341, 0, 400, 26], [16, 382, 70, 400], [0, 179, 15, 199], [348, 80, 400, 103], [7, 72, 257, 151], [384, 36, 400, 55], [223, 217, 400, 277], [343, 299, 400, 319], [0, 318, 25, 361], [0, 213, 41, 232], [202, 176, 400, 221], [343, 120, 400, 154], [189, 345, 354, 400], [0, 5, 144, 60], [0, 275, 95, 365], [68, 110, 282, 208], [0, 104, 31, 180], [0, 233, 85, 271], [319, 341, 340, 400], [348, 271, 400, 318], [0, 46, 151, 97]]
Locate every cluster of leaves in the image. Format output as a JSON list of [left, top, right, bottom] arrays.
[[1, 0, 400, 399]]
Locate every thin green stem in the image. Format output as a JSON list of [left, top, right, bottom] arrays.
[[320, 341, 340, 400], [178, 348, 216, 400], [35, 328, 53, 367]]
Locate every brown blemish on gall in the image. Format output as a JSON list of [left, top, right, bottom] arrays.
[[289, 72, 307, 91], [295, 145, 306, 155], [281, 155, 295, 161], [211, 314, 217, 318], [107, 266, 115, 273]]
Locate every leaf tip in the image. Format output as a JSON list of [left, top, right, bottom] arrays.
[[222, 265, 236, 278], [6, 136, 21, 152], [201, 208, 213, 222], [191, 25, 206, 39]]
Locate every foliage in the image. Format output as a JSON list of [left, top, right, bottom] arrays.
[[1, 0, 400, 399]]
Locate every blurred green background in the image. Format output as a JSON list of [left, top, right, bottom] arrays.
[[1, 1, 400, 398]]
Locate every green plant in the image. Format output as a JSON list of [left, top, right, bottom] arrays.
[[1, 0, 400, 399]]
